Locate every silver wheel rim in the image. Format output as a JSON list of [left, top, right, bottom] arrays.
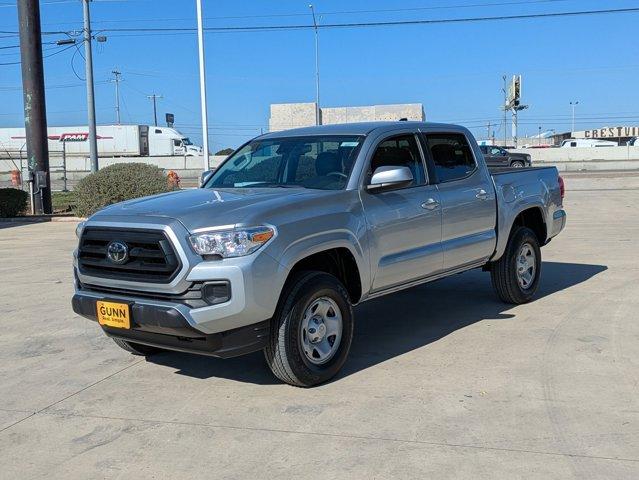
[[300, 297, 343, 365], [516, 242, 536, 289], [512, 162, 524, 168]]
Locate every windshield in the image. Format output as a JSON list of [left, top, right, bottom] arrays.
[[204, 135, 364, 190], [182, 137, 193, 145]]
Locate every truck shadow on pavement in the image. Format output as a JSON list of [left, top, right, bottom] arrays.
[[147, 261, 607, 385]]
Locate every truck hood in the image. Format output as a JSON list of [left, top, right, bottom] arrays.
[[91, 187, 333, 232]]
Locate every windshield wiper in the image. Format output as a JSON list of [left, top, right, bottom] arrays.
[[254, 183, 300, 189]]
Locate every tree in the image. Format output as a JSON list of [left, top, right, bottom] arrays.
[[214, 148, 234, 156]]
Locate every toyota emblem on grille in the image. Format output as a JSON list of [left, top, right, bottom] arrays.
[[106, 240, 129, 265]]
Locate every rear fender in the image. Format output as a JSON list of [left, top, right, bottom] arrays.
[[491, 184, 550, 261]]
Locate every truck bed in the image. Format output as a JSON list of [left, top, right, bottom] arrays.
[[488, 164, 564, 260], [488, 165, 556, 176]]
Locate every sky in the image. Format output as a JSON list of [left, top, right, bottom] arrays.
[[1, 0, 639, 150]]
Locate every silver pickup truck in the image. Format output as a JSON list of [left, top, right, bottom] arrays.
[[72, 122, 566, 387]]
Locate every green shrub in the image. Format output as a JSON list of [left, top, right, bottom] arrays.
[[0, 187, 28, 218], [74, 163, 178, 217]]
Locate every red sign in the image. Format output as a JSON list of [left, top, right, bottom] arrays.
[[59, 133, 89, 142]]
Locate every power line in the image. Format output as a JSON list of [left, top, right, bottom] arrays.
[[1, 0, 577, 27], [0, 42, 75, 65], [2, 6, 639, 38], [92, 7, 639, 36], [0, 80, 108, 90]]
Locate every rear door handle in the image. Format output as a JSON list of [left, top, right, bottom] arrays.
[[476, 189, 490, 200], [421, 198, 440, 210]]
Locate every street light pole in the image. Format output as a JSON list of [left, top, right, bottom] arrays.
[[570, 101, 579, 134], [83, 0, 99, 173], [196, 0, 210, 171], [538, 126, 542, 146], [309, 4, 320, 126]]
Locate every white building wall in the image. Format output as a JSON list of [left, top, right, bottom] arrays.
[[269, 102, 425, 132]]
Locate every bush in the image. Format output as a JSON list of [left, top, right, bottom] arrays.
[[215, 148, 234, 156], [0, 187, 28, 218], [74, 163, 178, 217]]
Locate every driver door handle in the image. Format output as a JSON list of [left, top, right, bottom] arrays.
[[476, 189, 490, 200], [421, 198, 440, 210]]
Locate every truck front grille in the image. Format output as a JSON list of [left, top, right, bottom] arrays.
[[78, 227, 181, 283]]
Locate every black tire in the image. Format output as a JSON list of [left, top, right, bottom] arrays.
[[264, 271, 354, 387], [112, 338, 162, 356], [490, 226, 542, 304], [510, 160, 525, 168]]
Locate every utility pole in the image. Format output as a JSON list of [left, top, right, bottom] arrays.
[[309, 4, 321, 126], [512, 109, 518, 148], [83, 0, 99, 173], [502, 75, 508, 147], [486, 121, 495, 145], [111, 69, 122, 124], [570, 101, 579, 135], [17, 0, 51, 214], [147, 94, 163, 126], [195, 0, 210, 171]]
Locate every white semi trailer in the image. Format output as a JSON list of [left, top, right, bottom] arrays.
[[0, 124, 202, 158]]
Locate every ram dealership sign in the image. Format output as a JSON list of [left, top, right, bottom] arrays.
[[58, 133, 89, 142], [576, 126, 639, 139]]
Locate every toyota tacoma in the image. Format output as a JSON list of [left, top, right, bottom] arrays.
[[72, 122, 566, 387]]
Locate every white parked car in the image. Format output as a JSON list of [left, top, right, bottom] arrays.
[[561, 138, 617, 148]]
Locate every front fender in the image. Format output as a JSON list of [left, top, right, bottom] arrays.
[[272, 228, 370, 296]]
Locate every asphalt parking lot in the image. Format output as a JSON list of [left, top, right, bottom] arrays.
[[1, 172, 638, 479]]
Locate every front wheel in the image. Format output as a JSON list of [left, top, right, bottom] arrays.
[[264, 271, 354, 387], [490, 226, 542, 304], [510, 160, 525, 168]]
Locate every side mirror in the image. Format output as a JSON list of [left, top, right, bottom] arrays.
[[367, 166, 413, 192], [200, 169, 214, 187]]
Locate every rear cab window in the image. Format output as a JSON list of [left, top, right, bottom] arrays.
[[422, 133, 476, 183]]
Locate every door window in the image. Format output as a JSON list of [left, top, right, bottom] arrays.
[[369, 134, 426, 187], [424, 133, 476, 182]]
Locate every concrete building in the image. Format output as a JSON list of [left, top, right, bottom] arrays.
[[549, 126, 639, 146], [269, 102, 425, 132]]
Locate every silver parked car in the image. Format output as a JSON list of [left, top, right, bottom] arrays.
[[73, 122, 566, 386]]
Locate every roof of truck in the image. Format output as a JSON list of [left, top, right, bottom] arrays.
[[260, 121, 466, 138]]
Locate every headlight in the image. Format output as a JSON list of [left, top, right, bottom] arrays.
[[188, 226, 275, 258], [75, 221, 86, 239]]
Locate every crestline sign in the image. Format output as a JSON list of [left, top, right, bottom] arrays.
[[579, 126, 639, 139]]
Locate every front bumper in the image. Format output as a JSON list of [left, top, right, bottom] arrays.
[[72, 290, 269, 358], [74, 218, 287, 335]]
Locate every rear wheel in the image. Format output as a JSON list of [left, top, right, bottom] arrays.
[[112, 338, 162, 356], [264, 271, 354, 387], [490, 226, 541, 304]]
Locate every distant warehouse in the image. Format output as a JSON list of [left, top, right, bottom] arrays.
[[551, 126, 639, 146], [269, 102, 425, 132]]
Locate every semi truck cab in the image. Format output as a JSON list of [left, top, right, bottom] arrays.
[[148, 127, 202, 156]]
